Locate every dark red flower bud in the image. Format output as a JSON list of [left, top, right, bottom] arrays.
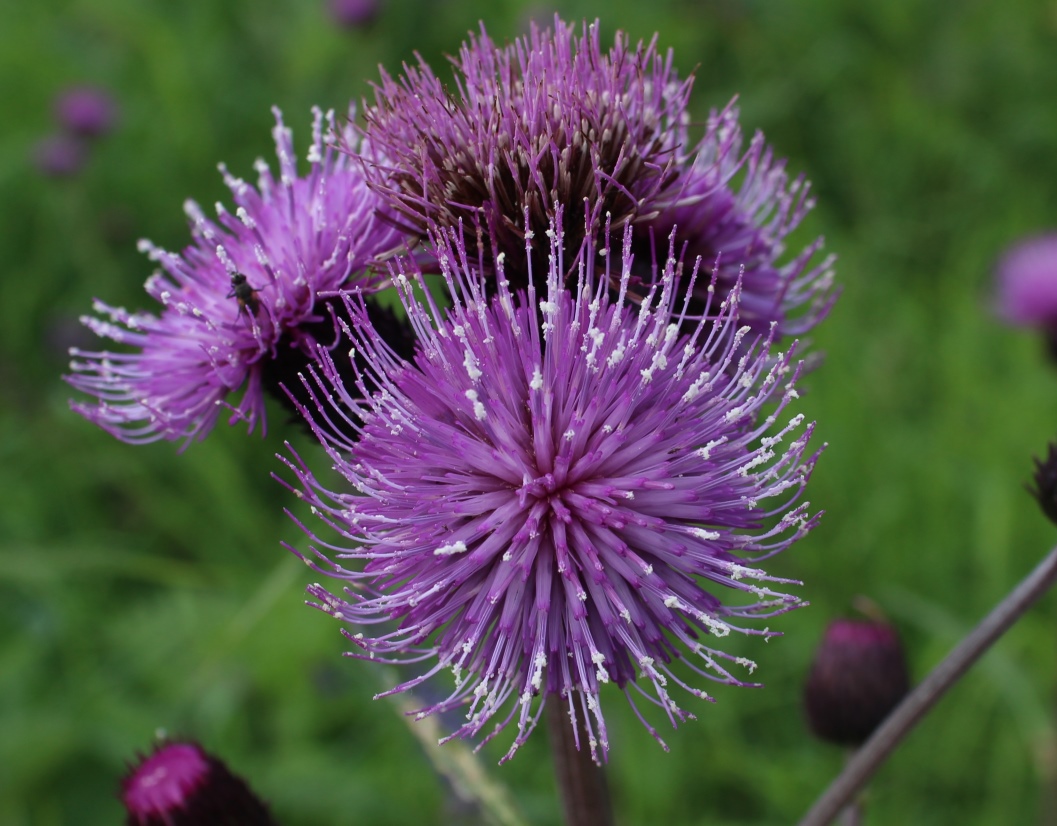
[[803, 617, 910, 747], [121, 739, 278, 826]]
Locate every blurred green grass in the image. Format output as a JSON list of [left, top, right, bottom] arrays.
[[4, 0, 1057, 823]]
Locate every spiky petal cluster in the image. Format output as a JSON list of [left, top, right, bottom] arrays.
[[66, 106, 404, 446], [280, 216, 822, 761], [637, 102, 835, 337], [364, 17, 691, 290], [365, 17, 835, 338]]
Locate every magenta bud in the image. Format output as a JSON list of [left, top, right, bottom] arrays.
[[121, 739, 277, 826], [803, 617, 910, 747]]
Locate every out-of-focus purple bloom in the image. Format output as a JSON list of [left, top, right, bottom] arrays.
[[32, 133, 87, 178], [281, 214, 822, 761], [327, 0, 379, 28], [54, 85, 119, 138], [995, 234, 1057, 329], [803, 616, 909, 747], [365, 16, 835, 338], [66, 107, 406, 447], [121, 739, 276, 825]]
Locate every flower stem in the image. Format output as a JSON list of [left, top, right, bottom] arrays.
[[547, 700, 614, 826], [799, 542, 1057, 826]]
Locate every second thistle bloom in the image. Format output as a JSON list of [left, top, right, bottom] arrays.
[[67, 107, 405, 446], [365, 17, 834, 338], [282, 216, 823, 761]]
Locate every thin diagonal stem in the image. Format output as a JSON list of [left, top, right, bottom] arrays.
[[799, 542, 1057, 826], [547, 700, 614, 826]]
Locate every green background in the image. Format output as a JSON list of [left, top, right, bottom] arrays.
[[3, 0, 1057, 823]]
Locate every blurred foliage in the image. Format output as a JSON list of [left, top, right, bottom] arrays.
[[4, 0, 1057, 823]]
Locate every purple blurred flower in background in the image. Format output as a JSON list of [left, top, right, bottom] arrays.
[[122, 739, 276, 825], [281, 214, 822, 761], [365, 16, 835, 338], [31, 133, 87, 178], [995, 234, 1057, 337], [327, 0, 379, 28], [54, 85, 118, 138], [67, 107, 406, 447]]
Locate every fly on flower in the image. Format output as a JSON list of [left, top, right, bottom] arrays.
[[227, 272, 262, 321], [66, 106, 407, 447], [279, 211, 824, 762]]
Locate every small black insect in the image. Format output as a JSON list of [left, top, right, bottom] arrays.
[[227, 272, 261, 319]]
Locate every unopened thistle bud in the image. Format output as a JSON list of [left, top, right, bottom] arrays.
[[121, 739, 277, 826], [803, 617, 910, 747]]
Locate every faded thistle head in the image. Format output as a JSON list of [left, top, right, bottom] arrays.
[[365, 16, 835, 338]]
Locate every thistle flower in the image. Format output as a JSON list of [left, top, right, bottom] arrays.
[[280, 214, 822, 761], [364, 16, 834, 337], [365, 17, 690, 289], [803, 616, 910, 747], [121, 739, 276, 825], [67, 106, 407, 446]]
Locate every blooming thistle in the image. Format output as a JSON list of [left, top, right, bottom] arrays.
[[364, 17, 834, 338], [364, 18, 690, 288], [279, 213, 823, 762], [66, 106, 408, 447]]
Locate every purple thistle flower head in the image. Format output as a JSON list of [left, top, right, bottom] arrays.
[[54, 85, 119, 138], [365, 16, 835, 339], [121, 739, 276, 825], [280, 211, 823, 761], [66, 106, 407, 447], [364, 17, 690, 291]]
